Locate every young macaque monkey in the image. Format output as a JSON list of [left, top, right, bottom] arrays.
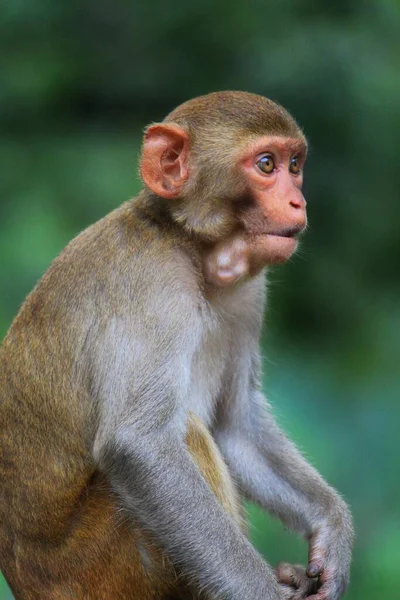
[[0, 91, 353, 600]]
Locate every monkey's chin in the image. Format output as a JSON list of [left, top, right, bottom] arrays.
[[204, 233, 298, 288], [257, 234, 298, 265]]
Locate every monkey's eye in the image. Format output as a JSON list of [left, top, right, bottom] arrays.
[[289, 156, 301, 174], [257, 155, 275, 174]]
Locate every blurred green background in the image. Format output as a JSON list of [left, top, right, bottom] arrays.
[[1, 1, 399, 598]]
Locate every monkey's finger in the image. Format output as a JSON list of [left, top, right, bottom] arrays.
[[306, 544, 326, 578], [276, 562, 300, 587], [306, 562, 324, 578], [280, 583, 319, 600], [276, 562, 318, 596], [305, 578, 337, 600], [307, 536, 327, 579], [290, 567, 318, 597]]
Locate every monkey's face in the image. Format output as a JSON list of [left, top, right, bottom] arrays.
[[236, 135, 307, 266], [140, 120, 308, 286]]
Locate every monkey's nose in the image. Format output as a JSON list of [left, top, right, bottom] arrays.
[[289, 195, 306, 210]]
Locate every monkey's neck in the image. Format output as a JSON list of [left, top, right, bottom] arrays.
[[133, 190, 178, 232], [133, 190, 222, 244], [133, 190, 262, 289]]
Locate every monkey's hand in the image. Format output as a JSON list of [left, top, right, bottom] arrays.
[[276, 562, 318, 599], [305, 508, 353, 600]]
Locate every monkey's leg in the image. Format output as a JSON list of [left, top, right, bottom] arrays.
[[2, 471, 176, 600], [3, 414, 241, 600]]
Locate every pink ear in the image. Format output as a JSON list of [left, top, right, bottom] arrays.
[[140, 123, 189, 199]]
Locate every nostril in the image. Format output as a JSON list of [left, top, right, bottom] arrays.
[[289, 199, 302, 209], [289, 192, 306, 210]]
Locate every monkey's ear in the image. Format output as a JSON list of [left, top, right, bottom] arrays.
[[140, 123, 189, 199]]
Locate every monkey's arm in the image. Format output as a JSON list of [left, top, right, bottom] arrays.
[[91, 318, 282, 600], [215, 379, 353, 600]]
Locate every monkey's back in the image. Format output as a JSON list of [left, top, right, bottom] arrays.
[[0, 206, 129, 534], [0, 206, 135, 596]]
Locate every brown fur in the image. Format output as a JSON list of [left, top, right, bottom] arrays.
[[0, 393, 241, 600], [0, 91, 306, 599], [165, 91, 302, 139], [0, 196, 244, 598], [142, 91, 306, 242]]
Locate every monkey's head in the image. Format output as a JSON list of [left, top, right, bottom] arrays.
[[140, 91, 307, 287]]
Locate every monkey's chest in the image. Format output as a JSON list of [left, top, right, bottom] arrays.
[[187, 328, 231, 428]]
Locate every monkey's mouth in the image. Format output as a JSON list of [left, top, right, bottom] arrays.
[[260, 226, 303, 239], [251, 228, 301, 264], [268, 232, 295, 240], [271, 225, 305, 238]]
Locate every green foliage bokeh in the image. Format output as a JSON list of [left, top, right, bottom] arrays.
[[1, 1, 399, 598]]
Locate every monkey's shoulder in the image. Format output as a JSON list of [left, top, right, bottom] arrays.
[[48, 200, 194, 278], [4, 201, 201, 337]]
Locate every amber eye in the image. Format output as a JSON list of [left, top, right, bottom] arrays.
[[257, 155, 275, 174], [289, 156, 301, 174]]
